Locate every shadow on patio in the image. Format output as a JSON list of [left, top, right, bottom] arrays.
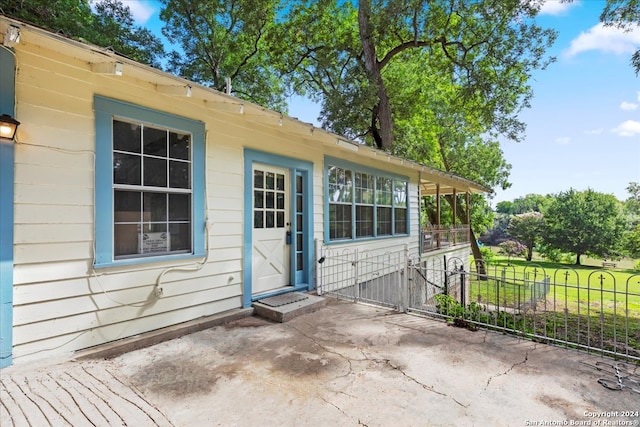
[[3, 298, 638, 426]]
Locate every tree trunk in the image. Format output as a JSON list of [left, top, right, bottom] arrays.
[[443, 194, 486, 276], [575, 253, 582, 265], [358, 0, 394, 150], [527, 246, 533, 261]]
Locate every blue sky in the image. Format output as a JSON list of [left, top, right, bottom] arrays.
[[124, 0, 639, 205]]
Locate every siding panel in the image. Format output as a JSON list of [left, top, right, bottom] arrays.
[[5, 20, 470, 367]]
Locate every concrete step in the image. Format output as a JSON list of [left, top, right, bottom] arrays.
[[253, 292, 326, 323]]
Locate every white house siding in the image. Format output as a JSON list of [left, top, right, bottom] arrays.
[[9, 30, 248, 363], [5, 19, 468, 365]]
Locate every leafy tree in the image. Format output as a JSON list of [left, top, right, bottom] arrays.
[[600, 0, 640, 75], [89, 0, 165, 68], [496, 201, 515, 215], [507, 211, 544, 261], [479, 213, 511, 246], [0, 0, 93, 36], [499, 240, 527, 260], [496, 194, 550, 215], [0, 0, 164, 66], [623, 181, 640, 217], [624, 224, 640, 258], [160, 0, 287, 111], [277, 0, 557, 150], [512, 193, 551, 214], [543, 189, 626, 265]]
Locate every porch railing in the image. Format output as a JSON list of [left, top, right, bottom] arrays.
[[421, 225, 471, 253]]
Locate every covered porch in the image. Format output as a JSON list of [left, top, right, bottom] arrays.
[[418, 169, 490, 254]]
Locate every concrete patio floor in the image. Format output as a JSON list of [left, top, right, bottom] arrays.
[[1, 298, 639, 426]]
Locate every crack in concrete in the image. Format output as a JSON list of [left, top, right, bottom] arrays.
[[320, 396, 351, 421], [485, 350, 530, 390], [362, 352, 470, 408], [287, 324, 471, 408], [286, 324, 362, 381]]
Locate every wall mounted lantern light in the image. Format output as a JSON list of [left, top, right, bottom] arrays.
[[0, 114, 20, 141]]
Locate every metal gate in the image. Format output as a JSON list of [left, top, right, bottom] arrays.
[[316, 242, 640, 362], [316, 245, 405, 309]]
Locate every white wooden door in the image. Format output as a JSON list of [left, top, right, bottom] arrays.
[[252, 164, 290, 294]]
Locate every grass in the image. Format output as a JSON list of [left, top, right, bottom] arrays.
[[471, 255, 640, 317], [453, 251, 640, 359]]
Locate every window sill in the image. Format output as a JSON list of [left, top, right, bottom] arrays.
[[94, 251, 206, 270], [324, 234, 410, 246]]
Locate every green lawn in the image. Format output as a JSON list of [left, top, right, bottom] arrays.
[[460, 254, 640, 358]]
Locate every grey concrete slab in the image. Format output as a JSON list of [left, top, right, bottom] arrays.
[[1, 299, 639, 427]]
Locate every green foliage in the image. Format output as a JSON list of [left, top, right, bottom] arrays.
[[496, 194, 551, 214], [479, 246, 496, 263], [275, 0, 556, 149], [496, 201, 514, 215], [624, 182, 640, 216], [0, 0, 93, 36], [600, 0, 640, 74], [498, 240, 527, 260], [624, 224, 640, 258], [634, 260, 640, 272], [90, 0, 165, 67], [507, 211, 544, 261], [160, 0, 287, 110], [0, 0, 165, 67], [543, 189, 626, 265], [434, 294, 485, 321], [479, 213, 511, 245]]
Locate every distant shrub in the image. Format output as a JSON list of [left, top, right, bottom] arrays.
[[479, 246, 495, 263], [499, 240, 527, 259], [634, 260, 640, 272]]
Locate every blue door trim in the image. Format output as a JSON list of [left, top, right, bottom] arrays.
[[0, 47, 16, 368], [243, 149, 314, 308]]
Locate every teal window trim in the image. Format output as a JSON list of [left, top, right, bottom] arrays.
[[324, 156, 410, 244], [0, 47, 15, 368], [94, 95, 205, 267], [243, 149, 314, 308]]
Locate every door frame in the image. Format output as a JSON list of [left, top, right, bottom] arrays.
[[243, 149, 314, 308]]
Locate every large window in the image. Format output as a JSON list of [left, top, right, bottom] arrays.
[[326, 160, 409, 242], [94, 96, 205, 266]]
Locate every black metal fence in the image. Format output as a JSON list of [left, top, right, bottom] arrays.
[[317, 243, 640, 362], [408, 258, 640, 362]]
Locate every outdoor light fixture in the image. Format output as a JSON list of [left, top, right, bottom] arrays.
[[0, 114, 20, 141], [90, 61, 123, 76], [3, 26, 20, 47], [336, 138, 359, 152]]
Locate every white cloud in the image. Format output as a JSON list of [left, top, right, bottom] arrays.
[[621, 101, 639, 111], [565, 23, 640, 57], [90, 1, 155, 25], [555, 136, 571, 144], [611, 120, 640, 137], [637, 91, 640, 102], [126, 2, 155, 25], [584, 128, 603, 135], [538, 0, 576, 16]]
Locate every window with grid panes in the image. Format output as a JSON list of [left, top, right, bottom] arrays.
[[376, 177, 392, 236], [326, 161, 408, 242], [327, 166, 353, 240], [94, 96, 205, 267], [112, 119, 193, 259], [394, 179, 407, 234]]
